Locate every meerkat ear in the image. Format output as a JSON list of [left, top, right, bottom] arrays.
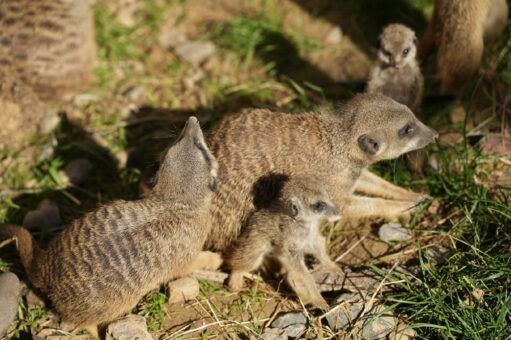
[[358, 134, 383, 156], [287, 198, 301, 217]]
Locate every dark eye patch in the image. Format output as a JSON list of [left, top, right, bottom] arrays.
[[398, 123, 417, 138], [311, 201, 327, 212]]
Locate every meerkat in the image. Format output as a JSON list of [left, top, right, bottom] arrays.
[[419, 0, 509, 94], [0, 0, 96, 101], [367, 24, 423, 111], [0, 66, 45, 151], [1, 117, 219, 335], [226, 176, 341, 310], [197, 93, 437, 253]]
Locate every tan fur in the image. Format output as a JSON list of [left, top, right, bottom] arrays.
[[1, 117, 218, 330], [367, 24, 423, 111], [0, 66, 45, 150], [419, 0, 509, 94], [203, 93, 438, 252], [226, 176, 341, 310], [0, 0, 96, 101]]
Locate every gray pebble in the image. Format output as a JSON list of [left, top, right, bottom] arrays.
[[271, 312, 307, 337], [378, 223, 411, 242], [175, 41, 216, 64], [0, 272, 21, 337], [39, 113, 61, 135], [106, 314, 152, 340]]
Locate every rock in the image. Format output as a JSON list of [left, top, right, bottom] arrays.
[[378, 223, 411, 242], [36, 328, 94, 339], [37, 144, 55, 162], [360, 305, 397, 339], [122, 85, 145, 102], [105, 314, 152, 340], [73, 93, 100, 107], [311, 264, 345, 292], [325, 293, 365, 331], [260, 328, 287, 340], [159, 29, 188, 49], [389, 321, 417, 340], [480, 134, 511, 157], [325, 26, 343, 45], [174, 41, 216, 64], [167, 277, 199, 304], [270, 312, 308, 337], [23, 199, 61, 231], [59, 159, 93, 186], [449, 105, 467, 125], [0, 272, 21, 337], [39, 113, 61, 134]]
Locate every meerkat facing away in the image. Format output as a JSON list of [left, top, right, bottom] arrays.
[[1, 117, 219, 335], [0, 0, 96, 101], [226, 176, 341, 310], [419, 0, 509, 94], [367, 24, 423, 111], [202, 93, 438, 254]]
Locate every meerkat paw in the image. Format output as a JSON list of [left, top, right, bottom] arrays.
[[200, 251, 223, 271], [306, 297, 330, 312], [228, 272, 245, 291]]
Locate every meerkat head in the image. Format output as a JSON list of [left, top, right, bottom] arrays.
[[281, 177, 340, 224], [376, 23, 417, 68], [152, 116, 218, 201], [342, 93, 437, 163]]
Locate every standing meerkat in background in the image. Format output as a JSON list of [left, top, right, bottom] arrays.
[[0, 0, 96, 101], [226, 176, 341, 310], [419, 0, 509, 94], [201, 93, 437, 253], [1, 117, 219, 334], [367, 24, 423, 111]]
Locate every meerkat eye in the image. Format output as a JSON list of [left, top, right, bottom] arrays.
[[311, 201, 327, 212], [399, 123, 417, 138], [403, 48, 410, 56]]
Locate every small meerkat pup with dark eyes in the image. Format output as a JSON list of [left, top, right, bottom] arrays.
[[225, 176, 341, 310], [367, 24, 423, 111]]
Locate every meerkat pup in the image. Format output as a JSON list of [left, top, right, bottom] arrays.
[[1, 117, 219, 335], [0, 0, 96, 101], [367, 24, 423, 111], [199, 93, 437, 253], [419, 0, 509, 94], [226, 176, 341, 310]]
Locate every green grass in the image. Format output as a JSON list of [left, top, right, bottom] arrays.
[[137, 290, 169, 331]]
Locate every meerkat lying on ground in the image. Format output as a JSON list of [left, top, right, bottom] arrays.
[[367, 23, 423, 111], [226, 176, 341, 310], [201, 93, 438, 254], [419, 0, 509, 94], [0, 0, 96, 101], [1, 117, 219, 336]]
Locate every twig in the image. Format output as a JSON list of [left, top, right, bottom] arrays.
[[334, 235, 367, 262]]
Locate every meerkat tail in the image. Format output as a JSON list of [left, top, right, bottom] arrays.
[[1, 225, 44, 289]]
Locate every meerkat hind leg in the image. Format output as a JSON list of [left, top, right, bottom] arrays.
[[356, 169, 427, 202], [178, 251, 223, 277], [344, 196, 419, 222]]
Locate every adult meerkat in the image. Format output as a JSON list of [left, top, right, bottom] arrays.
[[203, 93, 438, 253], [367, 24, 423, 111], [226, 176, 341, 310], [1, 117, 219, 335], [419, 0, 509, 94], [0, 0, 96, 101]]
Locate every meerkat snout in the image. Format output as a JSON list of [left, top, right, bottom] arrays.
[[377, 24, 417, 68]]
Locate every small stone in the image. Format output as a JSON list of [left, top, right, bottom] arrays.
[[270, 312, 308, 337], [167, 277, 199, 304], [449, 105, 466, 125], [23, 199, 61, 231], [480, 134, 511, 157], [389, 321, 417, 340], [260, 328, 287, 340], [159, 29, 188, 49], [73, 93, 100, 107], [378, 223, 411, 242], [174, 41, 216, 64], [37, 144, 55, 162], [106, 315, 152, 340], [360, 305, 397, 340], [39, 113, 61, 134], [0, 272, 21, 337], [326, 293, 365, 331], [325, 26, 343, 45], [59, 159, 93, 186], [122, 85, 145, 102]]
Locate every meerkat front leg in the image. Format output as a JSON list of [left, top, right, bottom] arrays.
[[343, 196, 419, 221], [279, 251, 329, 310], [355, 169, 427, 202], [312, 236, 344, 276]]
